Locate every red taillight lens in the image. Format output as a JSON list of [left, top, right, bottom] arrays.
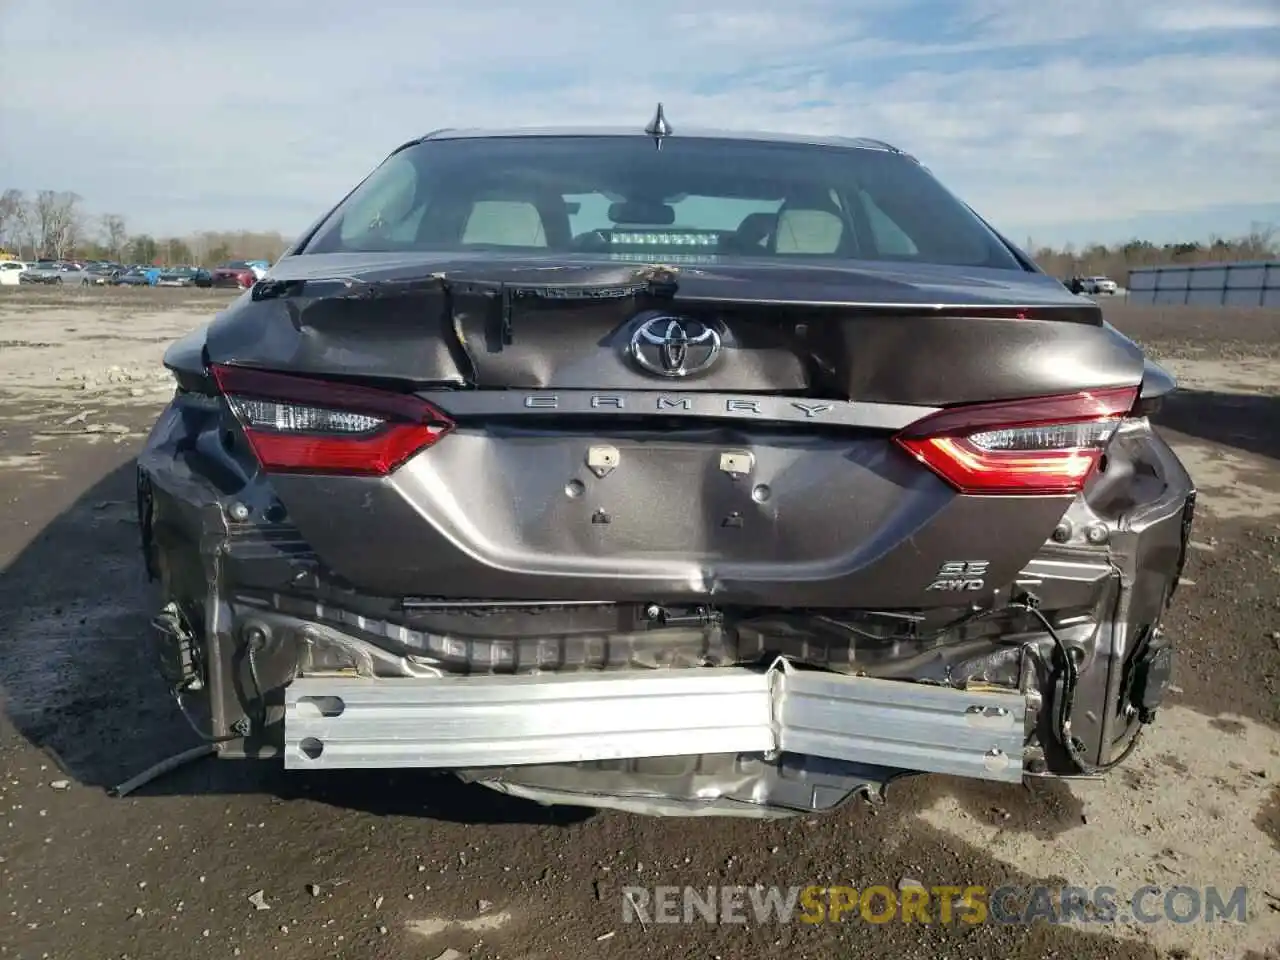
[[893, 387, 1138, 495], [210, 364, 453, 476]]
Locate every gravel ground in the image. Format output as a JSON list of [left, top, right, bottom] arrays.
[[1, 288, 1278, 960]]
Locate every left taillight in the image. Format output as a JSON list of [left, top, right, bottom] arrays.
[[893, 387, 1138, 495], [210, 364, 453, 476]]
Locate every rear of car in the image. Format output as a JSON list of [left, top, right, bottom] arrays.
[[0, 260, 25, 285], [86, 262, 123, 285], [42, 262, 91, 285], [137, 127, 1194, 817], [210, 261, 259, 289], [156, 266, 198, 287], [20, 262, 63, 284]]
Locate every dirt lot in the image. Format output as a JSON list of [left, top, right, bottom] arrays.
[[1, 287, 1278, 960]]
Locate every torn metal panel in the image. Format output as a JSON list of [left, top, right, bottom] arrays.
[[1010, 415, 1195, 768], [199, 252, 1145, 404], [462, 753, 903, 818]]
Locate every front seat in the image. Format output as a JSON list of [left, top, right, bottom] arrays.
[[727, 211, 778, 253], [771, 190, 848, 255], [418, 187, 572, 249], [462, 200, 549, 247]]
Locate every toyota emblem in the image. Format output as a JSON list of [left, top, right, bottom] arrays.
[[629, 315, 721, 378]]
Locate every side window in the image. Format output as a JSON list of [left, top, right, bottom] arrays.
[[860, 189, 919, 257], [338, 155, 420, 245]]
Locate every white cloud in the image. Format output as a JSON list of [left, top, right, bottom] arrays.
[[0, 0, 1276, 245], [1153, 4, 1280, 33]]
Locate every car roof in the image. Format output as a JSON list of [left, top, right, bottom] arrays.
[[414, 126, 911, 157]]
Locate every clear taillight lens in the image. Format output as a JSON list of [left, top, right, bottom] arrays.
[[226, 398, 384, 435], [894, 388, 1137, 495], [211, 365, 453, 477], [968, 421, 1119, 452]]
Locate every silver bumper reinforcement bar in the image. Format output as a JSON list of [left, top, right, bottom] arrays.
[[283, 659, 1027, 783]]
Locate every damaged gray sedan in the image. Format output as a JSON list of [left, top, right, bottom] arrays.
[[136, 107, 1196, 817]]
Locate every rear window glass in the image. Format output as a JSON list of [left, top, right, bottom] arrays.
[[302, 135, 1023, 270]]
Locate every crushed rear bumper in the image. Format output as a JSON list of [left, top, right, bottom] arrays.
[[283, 659, 1027, 793], [138, 393, 1194, 816]]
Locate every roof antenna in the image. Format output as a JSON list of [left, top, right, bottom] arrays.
[[644, 102, 672, 150]]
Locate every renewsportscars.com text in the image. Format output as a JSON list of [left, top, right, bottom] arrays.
[[620, 884, 1249, 926]]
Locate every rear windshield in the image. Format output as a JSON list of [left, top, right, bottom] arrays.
[[301, 136, 1023, 270]]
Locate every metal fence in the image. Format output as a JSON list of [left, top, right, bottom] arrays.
[[1126, 261, 1280, 307]]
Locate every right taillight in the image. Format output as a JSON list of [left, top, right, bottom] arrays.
[[894, 387, 1138, 495], [211, 364, 453, 476]]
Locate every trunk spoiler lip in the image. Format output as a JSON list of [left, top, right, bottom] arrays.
[[248, 271, 1101, 322], [250, 252, 1101, 316]]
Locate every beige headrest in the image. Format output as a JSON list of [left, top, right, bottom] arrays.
[[462, 200, 548, 247], [774, 208, 844, 254]]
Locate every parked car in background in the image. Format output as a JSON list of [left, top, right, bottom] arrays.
[[58, 262, 93, 285], [20, 261, 91, 285], [246, 259, 272, 279], [210, 261, 259, 289], [193, 267, 213, 288], [86, 262, 126, 285], [20, 264, 57, 284], [1081, 276, 1118, 295], [116, 266, 162, 287], [157, 266, 201, 287], [0, 260, 27, 285]]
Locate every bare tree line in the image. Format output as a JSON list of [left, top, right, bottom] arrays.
[[0, 189, 290, 267], [1026, 223, 1278, 281], [1, 186, 1276, 277], [0, 189, 88, 261]]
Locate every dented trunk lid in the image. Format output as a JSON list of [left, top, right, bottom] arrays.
[[205, 252, 1143, 406]]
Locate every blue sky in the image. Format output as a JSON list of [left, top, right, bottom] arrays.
[[1, 0, 1277, 248]]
